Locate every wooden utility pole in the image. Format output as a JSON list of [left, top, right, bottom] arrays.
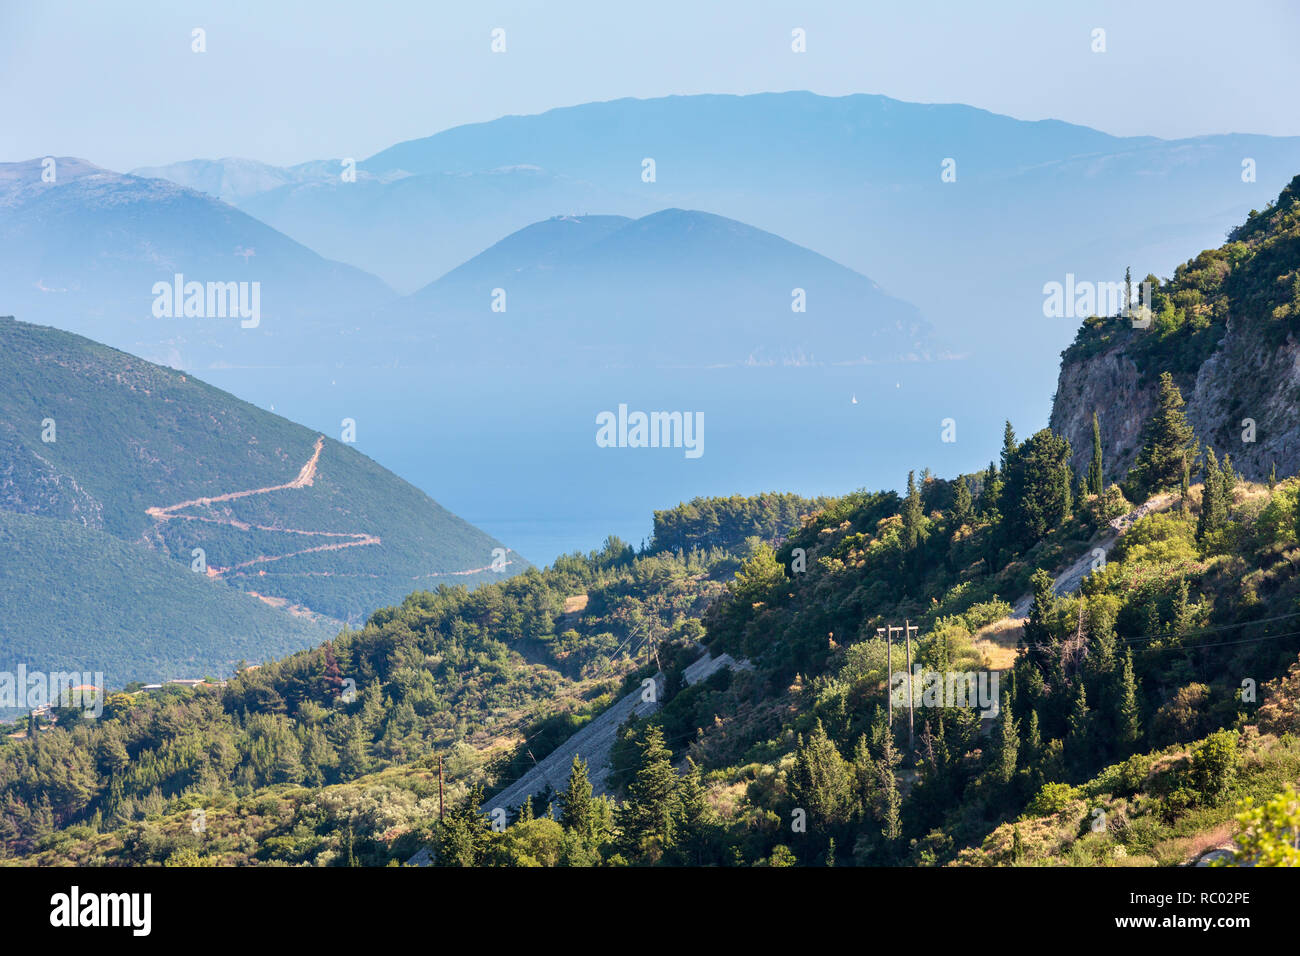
[[905, 620, 918, 754], [879, 627, 891, 725], [437, 754, 444, 821]]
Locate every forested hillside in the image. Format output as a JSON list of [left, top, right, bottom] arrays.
[[6, 182, 1300, 867], [0, 497, 806, 860], [0, 317, 516, 664]]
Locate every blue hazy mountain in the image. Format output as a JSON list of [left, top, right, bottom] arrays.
[[381, 209, 937, 368], [0, 158, 395, 371], [133, 93, 1300, 355]]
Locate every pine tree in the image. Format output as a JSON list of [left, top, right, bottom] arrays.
[[1130, 372, 1197, 499], [1001, 421, 1018, 473], [434, 784, 491, 867], [981, 461, 1003, 517], [674, 759, 715, 864], [1021, 568, 1058, 676], [1118, 650, 1141, 748], [1128, 369, 1196, 496], [951, 476, 973, 526], [789, 719, 854, 831], [617, 725, 681, 862], [1002, 429, 1074, 547], [902, 471, 923, 550], [851, 734, 876, 818], [558, 754, 596, 841], [1088, 411, 1104, 495]]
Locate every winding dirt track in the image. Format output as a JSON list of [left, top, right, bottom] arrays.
[[145, 436, 380, 576]]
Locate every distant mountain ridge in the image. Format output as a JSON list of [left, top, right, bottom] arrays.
[[0, 157, 395, 372], [383, 208, 937, 368]]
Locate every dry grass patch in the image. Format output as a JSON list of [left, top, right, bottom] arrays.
[[971, 617, 1023, 671]]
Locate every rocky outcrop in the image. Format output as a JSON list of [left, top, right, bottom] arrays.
[[0, 425, 104, 528], [1050, 318, 1300, 483], [1050, 341, 1154, 484]]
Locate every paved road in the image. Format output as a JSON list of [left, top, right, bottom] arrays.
[[1010, 494, 1176, 619], [407, 651, 747, 865]]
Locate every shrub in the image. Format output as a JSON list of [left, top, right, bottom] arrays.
[[1026, 782, 1079, 817], [1189, 731, 1240, 805]]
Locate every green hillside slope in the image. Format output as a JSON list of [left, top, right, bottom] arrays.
[[0, 316, 521, 629], [0, 510, 335, 689]]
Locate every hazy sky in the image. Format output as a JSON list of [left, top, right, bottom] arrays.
[[3, 0, 1298, 171]]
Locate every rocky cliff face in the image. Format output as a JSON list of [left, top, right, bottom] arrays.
[[1050, 316, 1300, 484]]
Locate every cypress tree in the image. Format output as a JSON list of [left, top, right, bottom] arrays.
[[1170, 579, 1192, 642], [1118, 650, 1141, 748], [1088, 411, 1104, 495], [1131, 372, 1197, 499], [1197, 448, 1226, 542], [1221, 454, 1238, 498], [902, 470, 923, 550], [876, 733, 902, 844], [851, 734, 876, 818], [1060, 466, 1073, 522], [1066, 681, 1091, 771], [994, 692, 1019, 785], [1025, 709, 1042, 761], [1268, 462, 1278, 491]]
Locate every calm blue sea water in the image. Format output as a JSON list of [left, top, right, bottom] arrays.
[[203, 357, 1053, 568]]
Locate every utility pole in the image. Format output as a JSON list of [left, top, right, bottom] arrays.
[[885, 625, 903, 725], [905, 620, 918, 754], [437, 753, 444, 821], [879, 627, 891, 725]]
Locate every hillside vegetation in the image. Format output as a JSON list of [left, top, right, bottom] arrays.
[[0, 510, 334, 692], [0, 317, 515, 642], [6, 183, 1300, 868]]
